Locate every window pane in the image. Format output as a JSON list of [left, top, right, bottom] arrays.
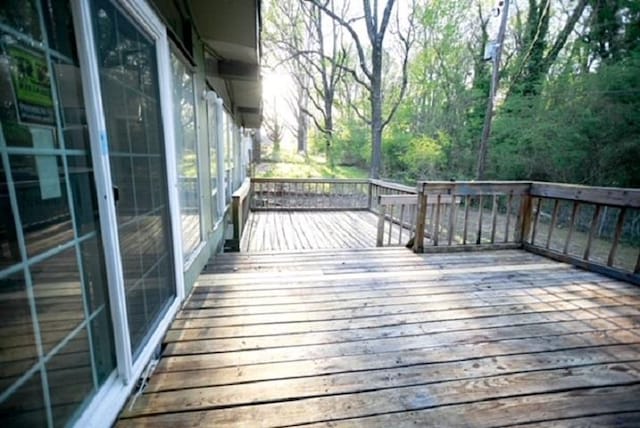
[[0, 0, 42, 41], [171, 53, 201, 259], [30, 247, 84, 354], [0, 160, 20, 270], [0, 271, 38, 392], [9, 154, 74, 257], [46, 328, 94, 427], [0, 371, 47, 427]]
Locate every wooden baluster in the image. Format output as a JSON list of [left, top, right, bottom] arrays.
[[546, 199, 560, 249], [413, 191, 428, 253], [387, 204, 394, 246], [399, 204, 405, 245], [607, 207, 626, 267], [584, 204, 602, 261], [463, 195, 470, 245], [490, 194, 498, 243], [530, 197, 541, 245], [429, 199, 436, 242], [433, 195, 442, 246], [563, 201, 580, 254], [448, 196, 457, 246], [504, 193, 513, 243], [476, 195, 484, 245]]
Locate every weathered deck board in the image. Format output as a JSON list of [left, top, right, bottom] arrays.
[[240, 210, 411, 252], [118, 248, 640, 427]]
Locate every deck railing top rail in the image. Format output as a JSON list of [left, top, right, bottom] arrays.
[[530, 182, 640, 208]]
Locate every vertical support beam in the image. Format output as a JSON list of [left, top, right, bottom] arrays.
[[584, 204, 602, 261], [413, 187, 428, 253], [608, 207, 626, 267]]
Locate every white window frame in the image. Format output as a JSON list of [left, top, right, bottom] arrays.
[[169, 46, 206, 268], [215, 96, 226, 217], [71, 0, 184, 426]]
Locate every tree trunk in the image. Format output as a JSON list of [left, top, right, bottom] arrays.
[[296, 109, 308, 154], [370, 49, 383, 179], [324, 107, 334, 168], [476, 0, 510, 180]]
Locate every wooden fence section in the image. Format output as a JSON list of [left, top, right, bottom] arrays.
[[369, 179, 416, 214], [376, 195, 418, 247], [526, 182, 640, 285], [229, 178, 251, 251], [250, 178, 369, 210], [413, 181, 531, 253], [237, 177, 640, 285]]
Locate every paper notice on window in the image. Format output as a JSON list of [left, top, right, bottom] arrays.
[[30, 127, 61, 200]]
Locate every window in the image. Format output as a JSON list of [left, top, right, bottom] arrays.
[[207, 95, 219, 223], [0, 1, 115, 425], [92, 0, 175, 356], [170, 52, 201, 260]]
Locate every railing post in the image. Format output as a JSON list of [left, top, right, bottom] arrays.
[[517, 186, 533, 245], [376, 198, 385, 247], [413, 183, 427, 253], [231, 193, 241, 251]]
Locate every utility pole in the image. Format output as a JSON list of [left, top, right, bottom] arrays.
[[476, 0, 510, 180]]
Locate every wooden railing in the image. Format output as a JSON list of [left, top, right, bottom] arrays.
[[368, 178, 416, 214], [229, 178, 251, 251], [409, 181, 639, 285], [250, 178, 369, 210], [525, 182, 640, 284], [239, 177, 640, 285], [376, 194, 418, 247], [412, 181, 532, 252]]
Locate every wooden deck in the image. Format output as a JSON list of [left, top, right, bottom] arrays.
[[240, 210, 411, 252], [118, 246, 640, 427]]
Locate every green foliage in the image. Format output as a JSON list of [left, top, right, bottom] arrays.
[[262, 0, 640, 188], [491, 52, 640, 187], [331, 117, 370, 169]]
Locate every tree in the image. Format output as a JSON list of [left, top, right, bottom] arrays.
[[476, 0, 510, 179], [264, 0, 350, 165], [306, 0, 415, 178]]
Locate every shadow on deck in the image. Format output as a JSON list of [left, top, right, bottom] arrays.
[[119, 247, 640, 427], [118, 179, 640, 427]]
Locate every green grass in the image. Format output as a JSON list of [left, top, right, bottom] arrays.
[[254, 149, 368, 179]]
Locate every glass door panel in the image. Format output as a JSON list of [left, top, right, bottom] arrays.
[[91, 0, 176, 356], [0, 0, 116, 426]]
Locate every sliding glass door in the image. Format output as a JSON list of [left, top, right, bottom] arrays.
[[90, 0, 175, 357], [0, 1, 115, 425]]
